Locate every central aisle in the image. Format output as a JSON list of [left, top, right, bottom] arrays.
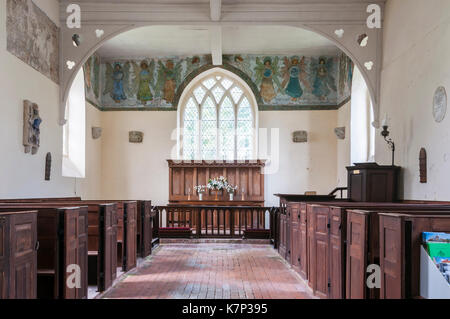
[[102, 243, 314, 299]]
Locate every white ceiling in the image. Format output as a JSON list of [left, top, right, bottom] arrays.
[[96, 25, 340, 59]]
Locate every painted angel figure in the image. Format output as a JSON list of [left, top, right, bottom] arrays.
[[281, 56, 310, 101], [132, 60, 155, 105], [311, 57, 337, 101], [104, 62, 136, 103], [254, 57, 282, 103], [104, 63, 127, 103], [156, 59, 182, 104]]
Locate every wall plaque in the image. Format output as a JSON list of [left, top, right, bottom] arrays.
[[433, 86, 447, 123], [129, 131, 144, 143], [23, 100, 42, 155], [334, 127, 346, 140], [292, 131, 308, 143], [92, 127, 102, 139], [419, 148, 427, 183], [45, 152, 52, 181]]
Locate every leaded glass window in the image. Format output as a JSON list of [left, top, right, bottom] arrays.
[[181, 71, 256, 160], [237, 97, 253, 160], [183, 97, 199, 160]]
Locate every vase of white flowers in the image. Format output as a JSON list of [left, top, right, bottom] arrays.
[[225, 183, 238, 201], [194, 185, 206, 200], [207, 176, 227, 200]]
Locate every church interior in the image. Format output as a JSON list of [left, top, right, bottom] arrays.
[[1, 0, 450, 301]]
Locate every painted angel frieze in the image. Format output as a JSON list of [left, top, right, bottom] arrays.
[[254, 57, 283, 103], [310, 57, 337, 101], [131, 60, 155, 105], [281, 56, 310, 101], [156, 59, 182, 104]]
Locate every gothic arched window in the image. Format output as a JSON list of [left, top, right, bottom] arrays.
[[180, 70, 257, 160]]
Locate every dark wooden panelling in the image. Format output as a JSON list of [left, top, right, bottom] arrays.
[[168, 160, 265, 205], [138, 201, 153, 258], [347, 163, 401, 202], [289, 203, 301, 274], [0, 211, 37, 299], [346, 211, 368, 299], [123, 202, 137, 271]]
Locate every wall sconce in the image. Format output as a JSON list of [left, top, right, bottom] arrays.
[[72, 34, 81, 47], [380, 114, 396, 166]]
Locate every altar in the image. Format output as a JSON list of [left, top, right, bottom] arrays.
[[167, 160, 265, 207]]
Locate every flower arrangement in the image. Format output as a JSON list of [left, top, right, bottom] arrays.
[[196, 176, 238, 200], [207, 176, 227, 191], [225, 183, 238, 194], [194, 185, 207, 194]]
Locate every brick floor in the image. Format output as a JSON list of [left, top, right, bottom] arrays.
[[102, 244, 314, 299]]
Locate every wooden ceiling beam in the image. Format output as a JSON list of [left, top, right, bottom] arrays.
[[210, 0, 222, 22], [210, 25, 222, 65]]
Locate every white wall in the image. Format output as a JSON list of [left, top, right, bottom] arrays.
[[76, 103, 103, 199], [98, 110, 340, 206], [0, 0, 79, 198], [377, 0, 450, 200], [336, 100, 351, 188], [100, 112, 177, 204]]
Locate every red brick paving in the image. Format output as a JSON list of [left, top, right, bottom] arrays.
[[103, 244, 313, 299]]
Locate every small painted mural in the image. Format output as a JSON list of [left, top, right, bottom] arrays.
[[7, 0, 59, 84], [84, 54, 101, 106], [89, 53, 352, 110]]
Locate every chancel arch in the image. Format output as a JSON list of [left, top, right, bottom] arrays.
[[59, 1, 384, 126]]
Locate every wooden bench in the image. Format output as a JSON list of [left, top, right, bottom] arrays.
[[379, 213, 450, 299], [152, 206, 160, 247], [137, 201, 152, 258], [275, 194, 336, 271], [75, 200, 137, 272], [25, 199, 138, 273], [0, 211, 38, 299], [307, 202, 450, 299], [2, 201, 119, 293], [0, 203, 98, 297], [346, 209, 450, 299]]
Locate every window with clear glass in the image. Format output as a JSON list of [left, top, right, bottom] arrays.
[[181, 72, 256, 160]]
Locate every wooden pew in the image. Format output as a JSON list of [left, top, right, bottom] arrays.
[[0, 211, 38, 299], [307, 202, 450, 299], [85, 203, 118, 292], [346, 209, 450, 299], [278, 206, 288, 259], [22, 199, 138, 272], [76, 201, 137, 271], [152, 206, 160, 247], [1, 202, 119, 293], [379, 213, 450, 299], [274, 194, 338, 267], [137, 201, 153, 258], [0, 204, 90, 299]]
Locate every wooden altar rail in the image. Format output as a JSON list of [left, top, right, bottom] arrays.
[[156, 206, 272, 238]]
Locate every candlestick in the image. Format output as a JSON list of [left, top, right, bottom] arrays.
[[382, 113, 389, 127]]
